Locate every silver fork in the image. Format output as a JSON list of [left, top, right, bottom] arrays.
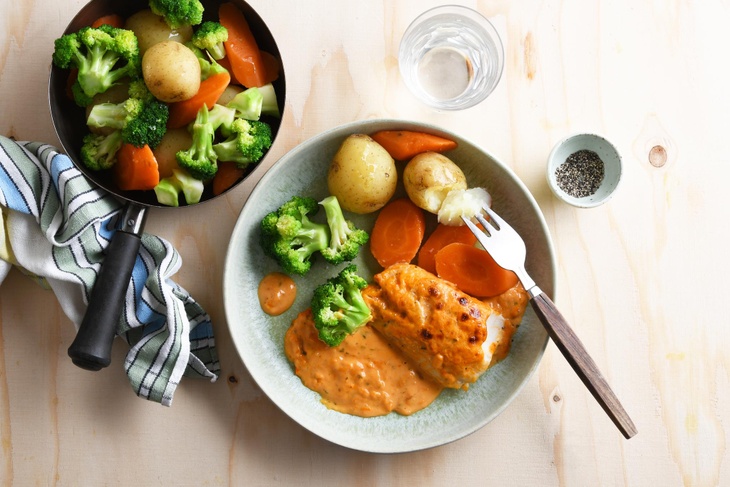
[[463, 206, 638, 439]]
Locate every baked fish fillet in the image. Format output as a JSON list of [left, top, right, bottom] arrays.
[[362, 263, 526, 390]]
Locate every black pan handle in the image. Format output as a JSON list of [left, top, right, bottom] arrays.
[[68, 204, 148, 371]]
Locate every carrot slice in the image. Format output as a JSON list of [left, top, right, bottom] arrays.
[[216, 56, 238, 84], [370, 198, 426, 268], [417, 223, 478, 275], [115, 143, 160, 191], [259, 51, 280, 84], [370, 130, 458, 161], [212, 161, 245, 195], [91, 14, 125, 28], [167, 71, 231, 129], [219, 2, 268, 88], [434, 242, 518, 298]]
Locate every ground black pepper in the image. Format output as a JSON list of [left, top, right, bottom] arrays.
[[555, 149, 605, 198]]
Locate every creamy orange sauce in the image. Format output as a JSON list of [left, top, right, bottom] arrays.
[[258, 272, 297, 316], [284, 309, 443, 417]]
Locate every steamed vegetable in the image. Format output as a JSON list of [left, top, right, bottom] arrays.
[[212, 118, 272, 167], [219, 2, 276, 87], [370, 130, 457, 161], [154, 168, 204, 206], [318, 195, 369, 266], [260, 196, 329, 276], [191, 21, 228, 60], [80, 131, 124, 171], [175, 104, 218, 180], [327, 134, 397, 214], [417, 223, 478, 275], [167, 71, 231, 128], [310, 265, 371, 347], [124, 9, 192, 54], [142, 40, 201, 102], [149, 0, 204, 29], [434, 242, 518, 298], [52, 25, 140, 106], [403, 151, 467, 213], [114, 143, 160, 191], [212, 161, 244, 196], [437, 187, 492, 226], [369, 198, 426, 268]]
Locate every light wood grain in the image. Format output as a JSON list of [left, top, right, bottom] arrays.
[[1, 0, 729, 485]]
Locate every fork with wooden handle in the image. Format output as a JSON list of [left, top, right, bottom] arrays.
[[462, 206, 638, 439]]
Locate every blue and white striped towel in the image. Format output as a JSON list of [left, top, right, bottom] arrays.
[[0, 136, 219, 406]]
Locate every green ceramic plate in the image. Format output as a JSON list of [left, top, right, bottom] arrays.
[[223, 119, 555, 453]]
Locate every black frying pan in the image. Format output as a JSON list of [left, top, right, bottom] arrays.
[[48, 0, 285, 371]]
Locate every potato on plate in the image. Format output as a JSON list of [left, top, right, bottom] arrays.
[[403, 151, 467, 213], [327, 134, 397, 214]]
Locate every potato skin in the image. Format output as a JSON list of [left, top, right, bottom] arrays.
[[403, 152, 467, 213], [125, 9, 193, 55], [327, 134, 397, 214], [142, 41, 201, 103]]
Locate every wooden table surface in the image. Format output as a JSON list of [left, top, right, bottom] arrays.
[[1, 0, 728, 485]]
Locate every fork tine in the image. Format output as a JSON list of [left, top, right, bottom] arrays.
[[474, 213, 492, 235], [481, 205, 506, 230]]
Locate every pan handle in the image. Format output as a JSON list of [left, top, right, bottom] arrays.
[[68, 204, 148, 371]]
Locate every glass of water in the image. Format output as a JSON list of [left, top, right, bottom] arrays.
[[399, 5, 504, 111]]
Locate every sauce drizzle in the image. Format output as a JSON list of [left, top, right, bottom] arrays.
[[258, 272, 297, 316]]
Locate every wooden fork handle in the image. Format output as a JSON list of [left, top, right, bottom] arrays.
[[530, 292, 638, 439]]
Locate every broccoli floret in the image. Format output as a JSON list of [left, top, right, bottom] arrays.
[[86, 97, 169, 148], [175, 105, 218, 180], [186, 43, 229, 80], [260, 196, 329, 275], [149, 0, 204, 29], [70, 79, 94, 107], [212, 118, 272, 168], [122, 99, 169, 148], [311, 264, 371, 347], [80, 131, 124, 171], [226, 87, 263, 120], [319, 195, 369, 265], [127, 78, 155, 102], [258, 83, 281, 118], [52, 25, 140, 105], [86, 98, 143, 130], [208, 103, 237, 136], [191, 21, 228, 60], [154, 168, 205, 206]]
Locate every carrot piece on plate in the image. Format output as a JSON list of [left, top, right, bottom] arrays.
[[370, 198, 426, 268], [370, 130, 458, 161], [434, 242, 519, 298], [417, 223, 478, 275]]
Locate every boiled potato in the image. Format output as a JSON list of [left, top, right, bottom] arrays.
[[327, 134, 396, 214], [403, 152, 467, 213], [125, 9, 193, 55], [217, 85, 244, 106], [142, 41, 201, 103], [152, 127, 192, 178]]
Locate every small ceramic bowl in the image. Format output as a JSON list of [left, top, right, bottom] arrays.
[[546, 133, 622, 208]]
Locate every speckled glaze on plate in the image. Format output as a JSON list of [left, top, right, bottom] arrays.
[[223, 119, 555, 453]]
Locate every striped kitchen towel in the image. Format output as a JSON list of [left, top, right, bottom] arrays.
[[0, 136, 219, 406]]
